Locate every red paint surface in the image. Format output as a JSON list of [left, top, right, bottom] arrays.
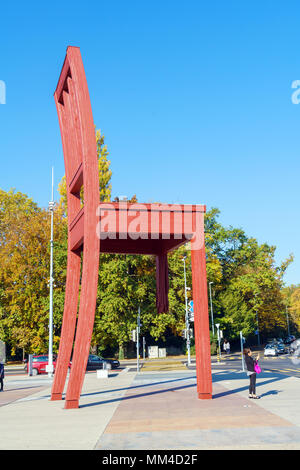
[[51, 47, 100, 408], [51, 47, 212, 409]]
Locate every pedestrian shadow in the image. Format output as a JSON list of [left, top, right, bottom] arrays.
[[259, 389, 282, 397], [212, 375, 287, 399]]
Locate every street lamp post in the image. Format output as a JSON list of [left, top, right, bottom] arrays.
[[48, 168, 55, 378], [137, 306, 141, 373], [208, 282, 215, 336], [254, 293, 260, 347], [182, 256, 191, 366], [127, 269, 143, 371]]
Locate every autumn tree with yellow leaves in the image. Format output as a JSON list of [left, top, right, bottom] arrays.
[[0, 189, 67, 357]]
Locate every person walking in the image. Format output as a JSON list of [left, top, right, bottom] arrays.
[[243, 347, 260, 399], [0, 362, 4, 392], [223, 339, 230, 354]]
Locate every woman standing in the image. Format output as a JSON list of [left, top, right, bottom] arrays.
[[243, 348, 260, 399]]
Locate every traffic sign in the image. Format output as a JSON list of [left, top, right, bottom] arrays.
[[189, 300, 194, 313], [131, 329, 137, 342]]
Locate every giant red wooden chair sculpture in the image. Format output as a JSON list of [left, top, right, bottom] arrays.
[[51, 46, 212, 409]]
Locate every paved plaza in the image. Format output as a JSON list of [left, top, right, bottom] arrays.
[[1, 364, 300, 450]]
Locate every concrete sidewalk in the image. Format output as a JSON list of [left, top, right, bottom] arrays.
[[0, 367, 300, 450]]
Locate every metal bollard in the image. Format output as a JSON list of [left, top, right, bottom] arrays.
[[28, 354, 33, 376]]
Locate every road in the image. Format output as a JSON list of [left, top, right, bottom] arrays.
[[4, 352, 300, 378], [208, 351, 300, 378], [3, 364, 126, 376]]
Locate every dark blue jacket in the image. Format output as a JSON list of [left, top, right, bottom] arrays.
[[0, 363, 4, 379]]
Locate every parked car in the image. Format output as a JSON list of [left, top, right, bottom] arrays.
[[264, 344, 278, 356], [24, 354, 120, 375], [283, 335, 296, 345], [86, 355, 120, 371], [275, 342, 286, 354], [266, 338, 287, 354], [24, 355, 72, 376], [267, 338, 283, 344], [267, 338, 277, 345]]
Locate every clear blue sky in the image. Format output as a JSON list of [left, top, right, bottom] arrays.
[[0, 1, 299, 286]]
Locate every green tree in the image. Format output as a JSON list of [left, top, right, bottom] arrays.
[[58, 128, 112, 213], [205, 208, 293, 341]]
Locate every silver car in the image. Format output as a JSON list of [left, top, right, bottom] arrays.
[[264, 344, 278, 356]]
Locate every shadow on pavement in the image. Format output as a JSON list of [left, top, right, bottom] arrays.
[[79, 373, 288, 409], [79, 375, 197, 399], [1, 385, 49, 393], [16, 370, 288, 407], [259, 389, 283, 397], [79, 382, 196, 409], [24, 374, 198, 402]]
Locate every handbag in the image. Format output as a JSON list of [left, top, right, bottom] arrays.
[[254, 361, 261, 374]]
